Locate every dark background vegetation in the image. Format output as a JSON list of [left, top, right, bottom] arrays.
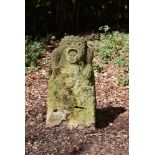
[[25, 0, 129, 37]]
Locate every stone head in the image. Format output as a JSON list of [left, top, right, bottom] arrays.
[[60, 35, 87, 64]]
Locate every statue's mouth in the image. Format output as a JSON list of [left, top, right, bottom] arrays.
[[68, 49, 78, 57], [67, 49, 79, 63], [68, 49, 78, 53]]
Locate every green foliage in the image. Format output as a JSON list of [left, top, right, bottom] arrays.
[[93, 25, 129, 87], [98, 25, 110, 33], [98, 30, 129, 65], [117, 76, 129, 86], [25, 36, 45, 67], [115, 57, 128, 68]]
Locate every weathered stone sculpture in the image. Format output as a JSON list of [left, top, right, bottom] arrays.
[[46, 35, 96, 129]]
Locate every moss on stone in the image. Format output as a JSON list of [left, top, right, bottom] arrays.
[[46, 35, 96, 129]]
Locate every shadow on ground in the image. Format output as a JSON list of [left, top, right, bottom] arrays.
[[95, 106, 126, 129]]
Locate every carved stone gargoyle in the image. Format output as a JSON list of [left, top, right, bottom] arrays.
[[46, 35, 96, 129]]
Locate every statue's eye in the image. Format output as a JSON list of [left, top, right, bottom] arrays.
[[78, 42, 82, 46], [67, 42, 70, 45]]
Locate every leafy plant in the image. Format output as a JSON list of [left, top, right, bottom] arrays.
[[98, 25, 110, 33], [98, 29, 129, 65], [25, 36, 45, 67], [117, 76, 129, 86], [93, 26, 129, 76], [115, 57, 128, 68]]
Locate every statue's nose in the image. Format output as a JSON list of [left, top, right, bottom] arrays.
[[70, 44, 76, 49]]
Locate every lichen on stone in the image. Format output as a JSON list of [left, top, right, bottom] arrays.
[[46, 35, 96, 129]]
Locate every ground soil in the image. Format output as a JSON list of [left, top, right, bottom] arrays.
[[25, 40, 129, 155]]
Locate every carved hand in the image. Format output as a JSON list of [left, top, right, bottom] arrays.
[[82, 64, 93, 79]]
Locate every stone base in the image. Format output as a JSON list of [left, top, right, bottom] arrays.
[[46, 107, 95, 129]]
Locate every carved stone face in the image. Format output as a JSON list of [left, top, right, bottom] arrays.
[[60, 36, 86, 64]]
